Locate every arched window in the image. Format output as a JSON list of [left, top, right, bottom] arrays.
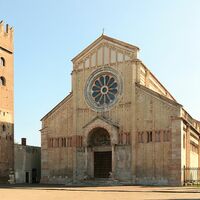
[[61, 138, 64, 147], [2, 124, 6, 132], [0, 76, 6, 86], [138, 132, 144, 143], [0, 57, 5, 66], [147, 131, 153, 143], [63, 138, 66, 147]]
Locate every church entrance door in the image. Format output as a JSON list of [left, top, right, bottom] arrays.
[[88, 127, 112, 178], [94, 151, 112, 178]]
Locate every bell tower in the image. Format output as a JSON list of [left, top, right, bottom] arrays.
[[0, 21, 14, 183]]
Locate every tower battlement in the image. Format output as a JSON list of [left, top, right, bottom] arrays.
[[0, 21, 14, 52]]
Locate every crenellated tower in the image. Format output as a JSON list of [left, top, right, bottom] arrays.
[[0, 20, 14, 183]]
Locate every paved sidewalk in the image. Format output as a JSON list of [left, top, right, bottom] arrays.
[[0, 185, 200, 200]]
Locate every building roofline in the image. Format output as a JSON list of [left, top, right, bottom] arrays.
[[136, 83, 182, 107], [71, 34, 140, 63], [140, 61, 177, 102], [40, 92, 73, 121], [137, 83, 200, 132]]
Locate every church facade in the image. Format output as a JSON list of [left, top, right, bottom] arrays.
[[40, 35, 200, 186], [0, 21, 14, 183]]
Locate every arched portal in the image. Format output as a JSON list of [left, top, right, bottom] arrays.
[[88, 127, 111, 147], [88, 127, 112, 178]]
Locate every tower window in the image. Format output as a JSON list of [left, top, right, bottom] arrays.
[[0, 76, 6, 86], [0, 57, 5, 66]]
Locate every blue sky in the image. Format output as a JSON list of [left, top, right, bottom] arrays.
[[1, 0, 200, 146]]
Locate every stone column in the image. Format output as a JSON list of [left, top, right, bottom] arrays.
[[112, 145, 115, 178], [131, 62, 138, 184], [72, 70, 77, 182], [85, 146, 88, 172], [40, 128, 49, 183], [198, 139, 200, 180], [169, 118, 182, 186], [186, 126, 190, 168], [185, 126, 191, 183]]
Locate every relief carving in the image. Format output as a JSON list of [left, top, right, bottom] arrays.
[[89, 128, 111, 146]]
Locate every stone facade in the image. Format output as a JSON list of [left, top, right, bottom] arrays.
[[14, 138, 41, 183], [0, 21, 14, 183], [40, 35, 200, 186]]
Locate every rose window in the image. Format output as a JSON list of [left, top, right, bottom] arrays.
[[91, 75, 118, 106], [85, 67, 122, 111]]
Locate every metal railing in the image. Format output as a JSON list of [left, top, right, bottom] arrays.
[[183, 167, 200, 186]]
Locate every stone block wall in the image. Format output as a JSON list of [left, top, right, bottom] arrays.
[[135, 85, 182, 185], [0, 21, 14, 183]]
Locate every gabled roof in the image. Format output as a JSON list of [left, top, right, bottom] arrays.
[[82, 115, 119, 129], [71, 34, 140, 63]]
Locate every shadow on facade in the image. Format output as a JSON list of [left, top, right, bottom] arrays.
[[14, 138, 41, 184]]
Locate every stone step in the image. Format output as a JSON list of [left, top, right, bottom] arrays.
[[65, 179, 132, 187]]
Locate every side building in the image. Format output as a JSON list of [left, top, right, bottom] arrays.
[[0, 21, 14, 183], [14, 138, 41, 183]]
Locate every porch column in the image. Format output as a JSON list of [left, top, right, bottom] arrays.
[[85, 146, 88, 171], [112, 144, 115, 177], [198, 139, 200, 180], [186, 126, 190, 168]]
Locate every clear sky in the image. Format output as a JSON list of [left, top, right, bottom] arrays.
[[1, 0, 200, 146]]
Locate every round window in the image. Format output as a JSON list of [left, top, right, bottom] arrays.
[[85, 67, 122, 111]]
